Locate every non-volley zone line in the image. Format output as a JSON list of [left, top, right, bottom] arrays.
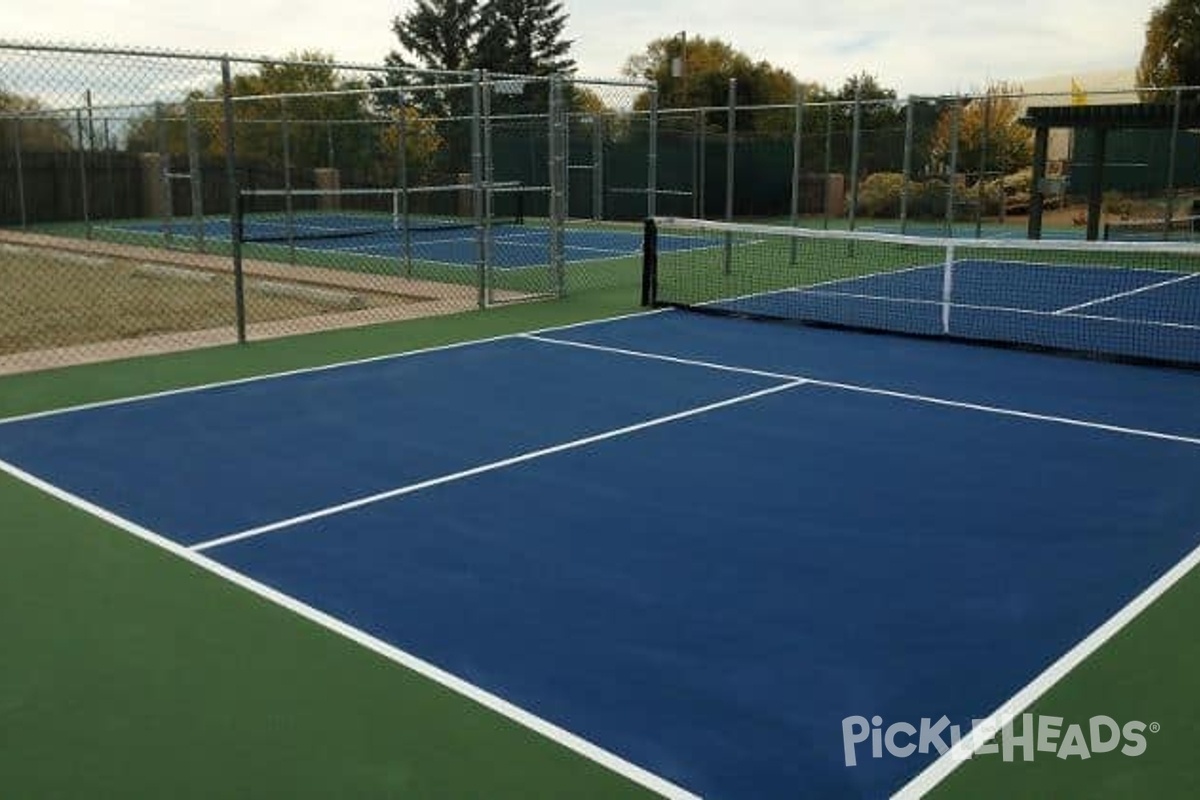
[[522, 333, 1200, 447], [189, 379, 807, 552]]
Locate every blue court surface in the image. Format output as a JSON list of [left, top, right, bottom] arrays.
[[712, 259, 1200, 364], [112, 217, 707, 268], [2, 311, 1199, 799]]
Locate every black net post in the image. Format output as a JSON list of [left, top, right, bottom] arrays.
[[641, 217, 658, 306]]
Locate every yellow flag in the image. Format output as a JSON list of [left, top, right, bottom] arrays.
[[1070, 78, 1088, 106]]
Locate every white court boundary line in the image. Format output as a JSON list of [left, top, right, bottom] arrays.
[[0, 308, 668, 427], [0, 456, 700, 800], [892, 536, 1200, 799], [190, 380, 805, 552], [3, 310, 1198, 797], [522, 333, 1200, 798], [523, 334, 1200, 447], [1054, 271, 1200, 314]]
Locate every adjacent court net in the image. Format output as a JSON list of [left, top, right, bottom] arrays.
[[1104, 215, 1200, 243], [643, 217, 1200, 367], [238, 183, 525, 244]]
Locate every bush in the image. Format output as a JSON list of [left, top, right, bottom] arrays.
[[1104, 191, 1133, 218], [856, 172, 906, 217]]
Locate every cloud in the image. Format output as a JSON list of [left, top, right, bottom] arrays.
[[2, 0, 1159, 98]]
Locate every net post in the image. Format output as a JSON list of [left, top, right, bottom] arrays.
[[221, 57, 247, 345], [641, 217, 658, 307]]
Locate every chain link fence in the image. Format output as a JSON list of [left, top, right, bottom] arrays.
[[0, 41, 653, 373], [3, 40, 1199, 373]]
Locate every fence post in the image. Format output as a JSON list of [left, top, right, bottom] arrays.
[[1165, 87, 1182, 236], [593, 112, 603, 220], [280, 96, 295, 263], [723, 78, 736, 273], [186, 100, 205, 250], [945, 98, 961, 236], [900, 95, 915, 234], [75, 109, 92, 239], [697, 109, 706, 217], [471, 69, 486, 309], [847, 85, 862, 233], [976, 94, 991, 238], [221, 57, 247, 344], [11, 118, 27, 229], [789, 85, 805, 265], [549, 74, 566, 297], [482, 72, 495, 306], [822, 100, 833, 229], [648, 86, 659, 218]]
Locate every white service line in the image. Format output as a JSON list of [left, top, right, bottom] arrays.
[[526, 334, 1200, 446], [0, 456, 700, 800], [190, 379, 806, 552], [892, 535, 1200, 799], [1053, 271, 1200, 314]]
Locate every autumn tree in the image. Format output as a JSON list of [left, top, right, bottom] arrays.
[[929, 83, 1032, 179], [1137, 0, 1200, 98]]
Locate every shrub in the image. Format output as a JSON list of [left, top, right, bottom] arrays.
[[856, 172, 905, 217]]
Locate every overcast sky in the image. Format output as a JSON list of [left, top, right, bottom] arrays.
[[3, 0, 1159, 95]]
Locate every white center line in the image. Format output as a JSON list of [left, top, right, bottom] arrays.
[[190, 378, 806, 552]]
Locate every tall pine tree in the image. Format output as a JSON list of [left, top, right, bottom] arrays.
[[386, 0, 482, 74], [475, 0, 575, 77]]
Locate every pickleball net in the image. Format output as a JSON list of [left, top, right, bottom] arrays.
[[237, 182, 526, 244], [642, 217, 1200, 367]]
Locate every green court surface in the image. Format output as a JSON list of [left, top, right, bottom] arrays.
[[2, 284, 1198, 799]]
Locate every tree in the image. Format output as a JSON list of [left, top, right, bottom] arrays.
[[1137, 0, 1200, 97], [385, 0, 481, 76], [624, 36, 800, 116], [476, 0, 574, 76], [123, 53, 443, 186], [928, 83, 1032, 179], [0, 89, 73, 152], [380, 0, 574, 117]]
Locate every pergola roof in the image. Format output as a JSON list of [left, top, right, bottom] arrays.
[[1022, 102, 1200, 130]]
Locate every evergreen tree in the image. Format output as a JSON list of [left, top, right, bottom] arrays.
[[476, 0, 575, 76]]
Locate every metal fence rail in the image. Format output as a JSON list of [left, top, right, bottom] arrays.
[[2, 39, 1198, 374]]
